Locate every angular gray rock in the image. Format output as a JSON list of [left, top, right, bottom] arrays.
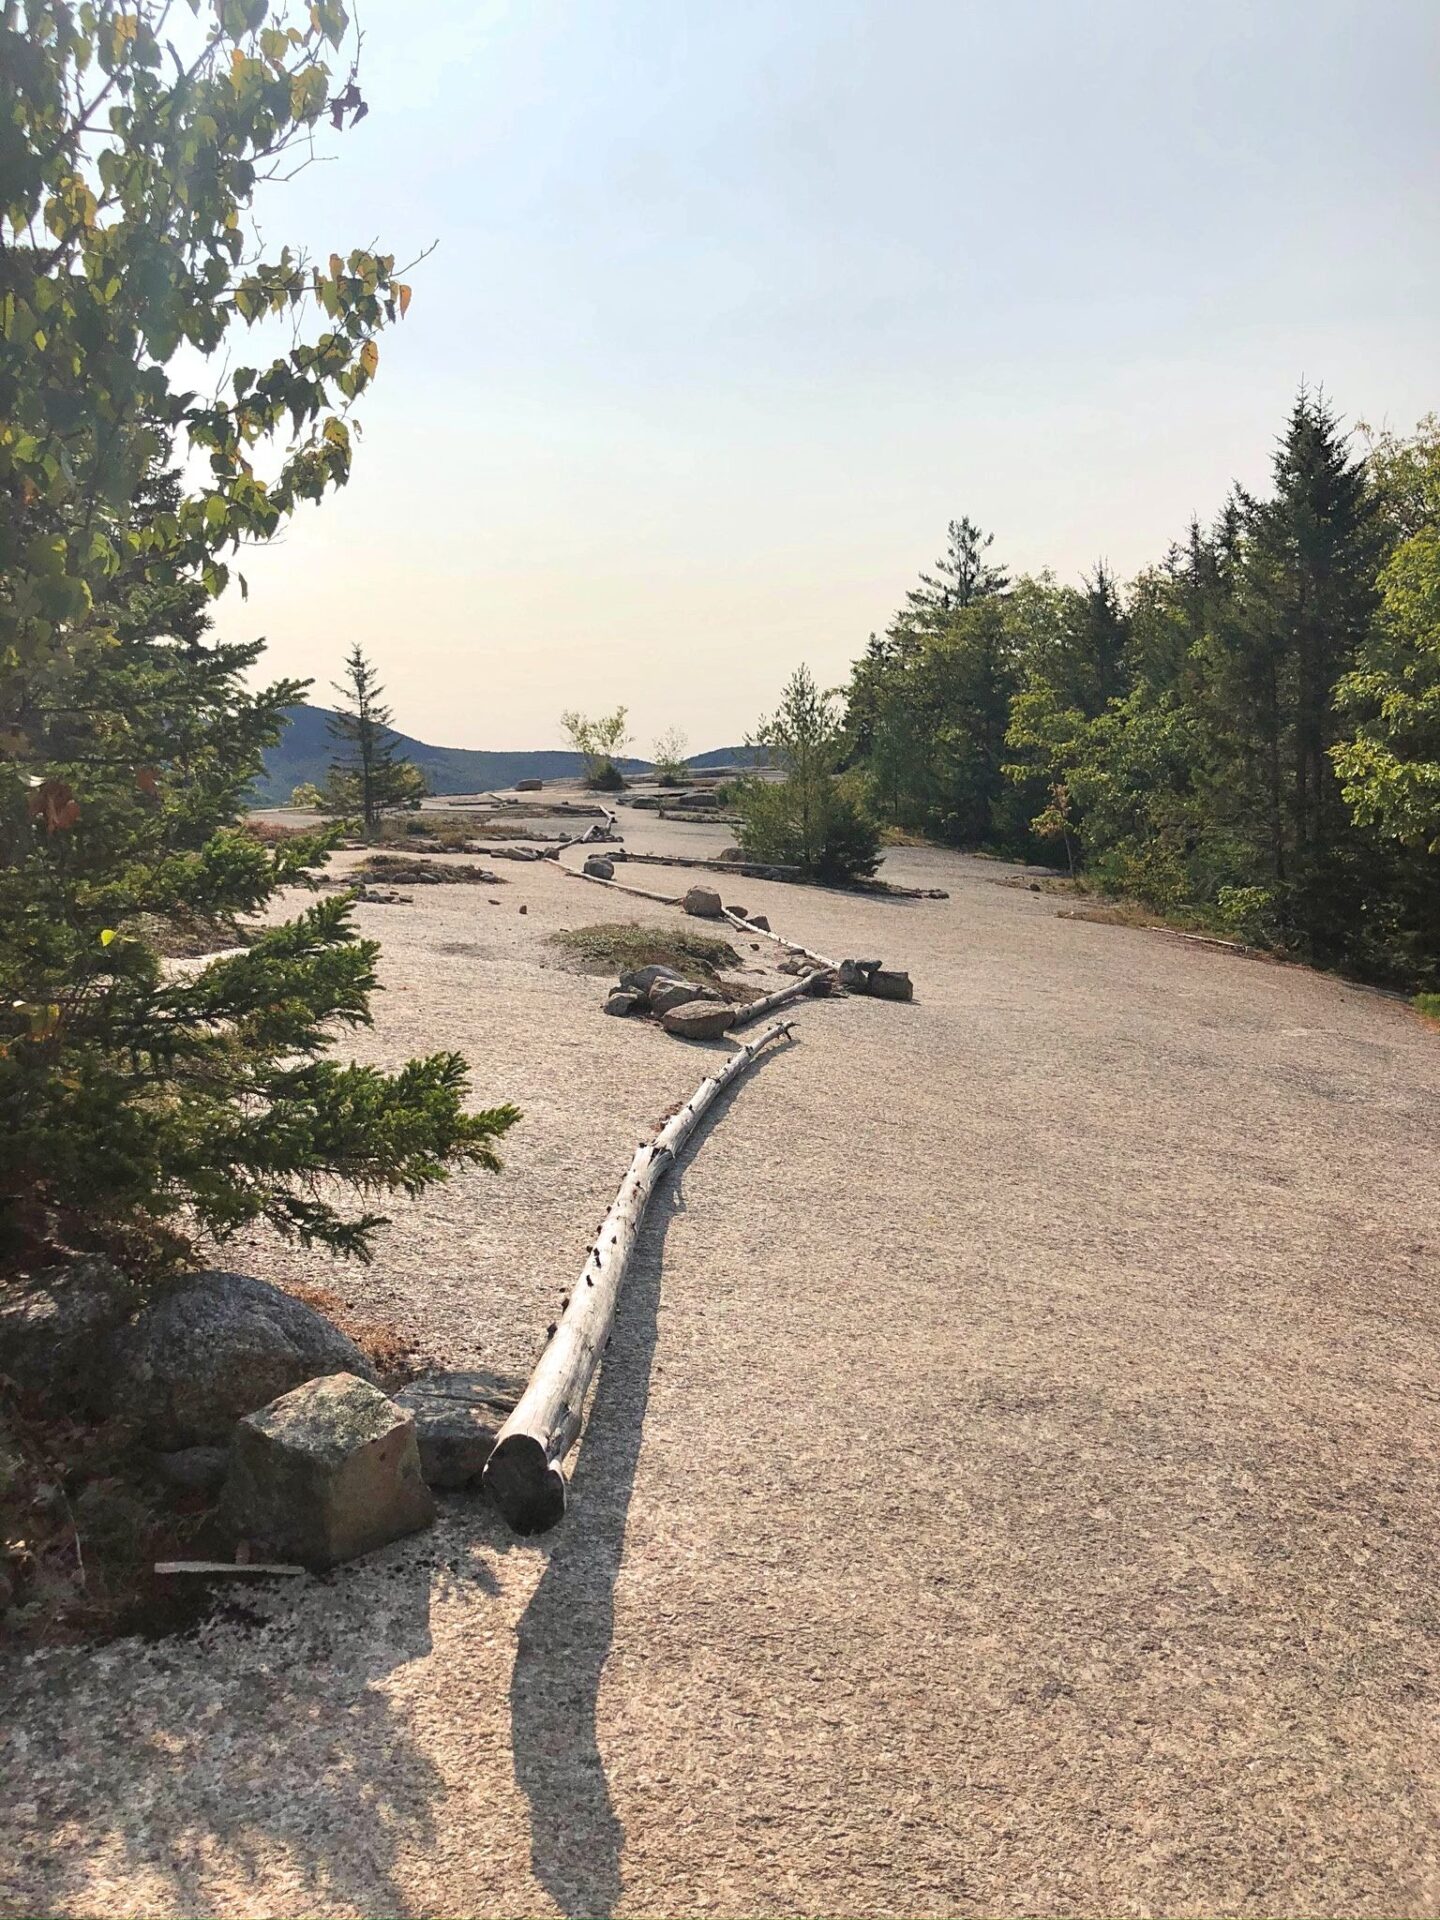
[[221, 1373, 435, 1569], [682, 884, 723, 918], [603, 989, 641, 1016], [393, 1370, 521, 1489], [155, 1446, 229, 1494], [582, 855, 615, 880], [648, 978, 719, 1014], [838, 958, 882, 992], [619, 963, 686, 993], [726, 905, 747, 921], [515, 778, 543, 791], [865, 967, 915, 1001], [661, 1000, 736, 1041], [106, 1271, 375, 1448], [748, 913, 770, 931]]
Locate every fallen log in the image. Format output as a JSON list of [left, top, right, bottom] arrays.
[[561, 863, 684, 907], [727, 974, 829, 1028], [720, 906, 838, 973], [484, 1018, 797, 1533]]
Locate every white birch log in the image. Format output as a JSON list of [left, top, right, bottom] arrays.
[[721, 907, 837, 973], [727, 975, 825, 1029], [561, 863, 684, 907], [483, 1018, 797, 1533]]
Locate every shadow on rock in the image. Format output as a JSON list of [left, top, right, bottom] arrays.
[[509, 1045, 787, 1920], [1, 1520, 505, 1919]]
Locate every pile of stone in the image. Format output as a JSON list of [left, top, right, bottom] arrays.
[[602, 963, 736, 1040], [0, 1266, 522, 1575]]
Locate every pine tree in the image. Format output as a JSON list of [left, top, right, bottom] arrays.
[[901, 516, 1010, 632], [326, 645, 425, 836]]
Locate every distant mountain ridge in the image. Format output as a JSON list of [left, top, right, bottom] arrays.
[[255, 703, 756, 802]]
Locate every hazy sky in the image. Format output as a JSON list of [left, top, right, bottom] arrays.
[[215, 0, 1440, 754]]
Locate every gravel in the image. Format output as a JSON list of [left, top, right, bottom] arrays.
[[5, 813, 1440, 1918]]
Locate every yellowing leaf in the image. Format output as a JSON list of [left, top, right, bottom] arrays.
[[396, 282, 412, 319], [359, 340, 378, 378], [99, 928, 117, 946]]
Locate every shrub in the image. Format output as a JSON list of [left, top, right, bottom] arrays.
[[734, 668, 882, 881]]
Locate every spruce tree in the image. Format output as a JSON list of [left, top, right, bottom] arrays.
[[0, 2, 517, 1272], [326, 644, 425, 836], [1206, 390, 1382, 918]]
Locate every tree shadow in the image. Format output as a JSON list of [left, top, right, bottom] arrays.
[[508, 1047, 786, 1919], [3, 1511, 513, 1919]]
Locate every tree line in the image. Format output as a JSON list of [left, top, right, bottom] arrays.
[[836, 395, 1440, 987]]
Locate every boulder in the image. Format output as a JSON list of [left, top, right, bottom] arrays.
[[582, 855, 615, 880], [661, 1001, 736, 1041], [865, 967, 915, 1002], [619, 964, 686, 993], [603, 989, 641, 1017], [838, 958, 882, 992], [515, 778, 543, 792], [682, 885, 723, 919], [393, 1370, 521, 1489], [105, 1271, 375, 1449], [748, 914, 770, 931], [726, 906, 747, 921], [676, 790, 720, 809], [155, 1446, 229, 1494], [0, 1257, 132, 1409], [221, 1373, 434, 1569], [649, 979, 716, 1014]]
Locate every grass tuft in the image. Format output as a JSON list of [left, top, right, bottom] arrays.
[[548, 920, 739, 979]]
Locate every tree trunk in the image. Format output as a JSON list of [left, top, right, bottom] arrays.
[[720, 907, 837, 973], [483, 1019, 797, 1533], [728, 975, 826, 1028]]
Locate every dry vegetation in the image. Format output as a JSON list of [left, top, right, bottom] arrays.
[[548, 921, 740, 981]]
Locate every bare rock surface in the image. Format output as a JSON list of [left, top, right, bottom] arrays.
[[105, 1270, 374, 1447], [8, 812, 1440, 1919], [221, 1372, 434, 1568]]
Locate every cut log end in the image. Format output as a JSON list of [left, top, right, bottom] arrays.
[[483, 1430, 568, 1535]]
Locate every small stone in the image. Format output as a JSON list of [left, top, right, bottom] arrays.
[[604, 990, 640, 1017], [519, 905, 527, 915], [661, 1001, 736, 1041], [221, 1373, 435, 1570], [394, 1370, 521, 1489], [726, 906, 747, 921], [582, 855, 615, 880], [681, 885, 723, 919], [155, 1445, 230, 1493], [619, 964, 686, 993], [749, 914, 770, 931]]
